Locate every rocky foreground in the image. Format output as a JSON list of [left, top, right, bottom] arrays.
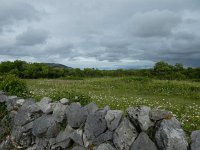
[[0, 92, 200, 150]]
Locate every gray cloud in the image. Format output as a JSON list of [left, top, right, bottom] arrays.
[[16, 28, 49, 46], [0, 0, 40, 33], [130, 10, 182, 37], [0, 0, 200, 68]]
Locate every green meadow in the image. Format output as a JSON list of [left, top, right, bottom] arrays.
[[25, 76, 200, 135]]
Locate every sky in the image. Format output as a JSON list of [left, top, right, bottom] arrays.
[[0, 0, 200, 69]]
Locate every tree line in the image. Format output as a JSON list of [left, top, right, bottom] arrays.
[[0, 60, 199, 80]]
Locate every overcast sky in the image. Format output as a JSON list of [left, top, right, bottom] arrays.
[[0, 0, 200, 69]]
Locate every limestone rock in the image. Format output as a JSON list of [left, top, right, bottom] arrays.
[[13, 100, 41, 127], [60, 98, 70, 105], [40, 97, 52, 103], [56, 129, 72, 148], [101, 106, 110, 114], [127, 106, 154, 131], [92, 130, 113, 145], [11, 125, 35, 148], [113, 118, 138, 150], [20, 99, 36, 110], [25, 145, 37, 150], [84, 102, 98, 114], [50, 144, 62, 150], [96, 143, 116, 150], [43, 103, 56, 114], [35, 137, 50, 150], [36, 97, 55, 114], [65, 124, 74, 133], [105, 110, 123, 131], [26, 103, 41, 113], [66, 103, 88, 128], [149, 108, 172, 121], [32, 115, 60, 138], [52, 102, 67, 122], [18, 132, 35, 148], [72, 146, 88, 150], [49, 138, 56, 146], [5, 96, 19, 111], [70, 129, 89, 147], [0, 93, 7, 103], [14, 109, 32, 126], [191, 130, 200, 150], [131, 132, 157, 150], [155, 117, 188, 150], [16, 99, 25, 106], [84, 110, 107, 141], [70, 129, 84, 146]]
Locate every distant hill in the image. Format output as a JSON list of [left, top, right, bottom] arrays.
[[43, 63, 72, 69]]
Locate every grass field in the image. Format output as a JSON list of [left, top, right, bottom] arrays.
[[25, 76, 200, 135]]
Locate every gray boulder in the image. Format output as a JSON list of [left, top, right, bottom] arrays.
[[66, 103, 88, 128], [40, 97, 52, 103], [155, 117, 188, 150], [131, 132, 157, 150], [101, 106, 110, 114], [11, 124, 35, 148], [84, 110, 107, 141], [0, 93, 7, 103], [35, 137, 50, 150], [70, 129, 89, 147], [96, 143, 116, 150], [43, 103, 56, 114], [149, 108, 172, 121], [16, 99, 25, 106], [20, 99, 36, 109], [60, 98, 70, 105], [11, 126, 24, 142], [17, 131, 35, 148], [36, 97, 55, 114], [72, 146, 88, 150], [52, 102, 67, 122], [14, 109, 34, 126], [92, 130, 113, 145], [127, 106, 154, 131], [49, 138, 56, 146], [84, 102, 98, 114], [70, 129, 84, 146], [105, 110, 123, 131], [25, 145, 37, 150], [5, 96, 19, 111], [191, 130, 200, 150], [56, 130, 72, 148], [32, 115, 60, 138], [26, 103, 41, 113], [113, 118, 138, 150], [13, 100, 41, 127]]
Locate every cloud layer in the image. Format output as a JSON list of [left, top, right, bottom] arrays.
[[0, 0, 200, 69]]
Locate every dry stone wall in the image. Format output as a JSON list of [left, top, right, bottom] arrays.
[[0, 91, 200, 150]]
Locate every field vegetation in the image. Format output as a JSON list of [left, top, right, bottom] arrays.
[[26, 76, 200, 135]]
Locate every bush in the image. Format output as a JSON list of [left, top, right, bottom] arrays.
[[52, 90, 92, 106], [0, 74, 28, 97]]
